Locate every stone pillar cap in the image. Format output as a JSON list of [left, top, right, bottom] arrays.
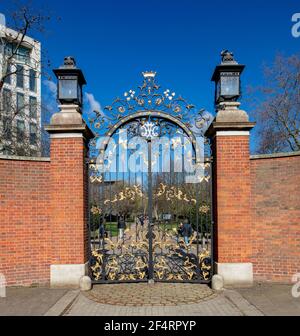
[[45, 104, 94, 141], [45, 123, 94, 141], [216, 102, 249, 123], [205, 121, 256, 138], [205, 101, 256, 138]]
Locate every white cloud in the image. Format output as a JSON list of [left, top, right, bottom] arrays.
[[42, 82, 103, 123], [0, 13, 6, 30], [43, 79, 57, 96], [42, 80, 57, 119], [85, 92, 103, 115]]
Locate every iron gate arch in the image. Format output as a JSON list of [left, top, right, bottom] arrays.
[[88, 72, 213, 283]]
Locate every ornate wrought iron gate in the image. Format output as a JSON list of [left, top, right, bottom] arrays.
[[88, 72, 213, 283]]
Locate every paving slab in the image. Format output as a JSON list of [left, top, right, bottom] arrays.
[[1, 283, 299, 316], [237, 283, 300, 316], [65, 290, 243, 316], [224, 289, 264, 316], [0, 287, 67, 316], [84, 283, 216, 306], [44, 290, 80, 316]]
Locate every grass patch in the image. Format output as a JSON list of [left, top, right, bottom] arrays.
[[91, 222, 133, 238], [105, 222, 118, 237], [156, 222, 179, 232]]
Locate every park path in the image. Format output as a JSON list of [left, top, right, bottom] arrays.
[[44, 284, 263, 316]]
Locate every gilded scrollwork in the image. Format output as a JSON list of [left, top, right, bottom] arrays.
[[90, 224, 212, 282], [88, 72, 213, 284], [88, 72, 212, 157]]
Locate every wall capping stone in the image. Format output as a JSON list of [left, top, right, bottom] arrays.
[[250, 151, 300, 160], [216, 131, 250, 136], [0, 155, 50, 162], [50, 133, 84, 139]]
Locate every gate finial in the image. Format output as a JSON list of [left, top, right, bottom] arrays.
[[142, 71, 157, 79]]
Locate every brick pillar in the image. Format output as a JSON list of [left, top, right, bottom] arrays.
[[206, 102, 255, 286], [45, 105, 93, 287]]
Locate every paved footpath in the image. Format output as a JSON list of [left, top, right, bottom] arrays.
[[1, 283, 299, 316], [238, 283, 300, 316], [61, 290, 262, 316], [44, 284, 263, 316], [0, 287, 67, 316]]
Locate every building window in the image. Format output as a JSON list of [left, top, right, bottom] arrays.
[[4, 43, 30, 62], [4, 65, 11, 85], [4, 42, 13, 57], [17, 93, 25, 115], [16, 65, 24, 88], [3, 42, 30, 63], [16, 46, 30, 64], [17, 120, 25, 143], [29, 96, 37, 119], [29, 69, 37, 92], [2, 89, 12, 113], [30, 123, 37, 145], [3, 117, 12, 141]]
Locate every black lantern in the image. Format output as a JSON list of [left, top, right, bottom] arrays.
[[211, 50, 245, 105], [53, 56, 86, 107]]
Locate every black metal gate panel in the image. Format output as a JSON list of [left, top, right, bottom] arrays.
[[88, 72, 213, 283]]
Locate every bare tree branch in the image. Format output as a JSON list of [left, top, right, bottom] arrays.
[[0, 2, 57, 157], [249, 53, 300, 154]]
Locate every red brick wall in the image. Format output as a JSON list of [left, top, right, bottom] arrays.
[[1, 139, 299, 286], [50, 137, 89, 266], [250, 153, 300, 283], [0, 158, 51, 286], [0, 136, 90, 287], [212, 135, 252, 264]]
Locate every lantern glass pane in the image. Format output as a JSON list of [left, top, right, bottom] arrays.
[[59, 79, 78, 100], [221, 76, 239, 96], [216, 80, 221, 101], [77, 82, 82, 105]]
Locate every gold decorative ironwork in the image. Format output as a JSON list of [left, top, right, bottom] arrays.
[[199, 205, 210, 214], [90, 223, 212, 282], [88, 73, 212, 144], [103, 185, 143, 205], [90, 175, 103, 184], [88, 73, 213, 284], [155, 183, 197, 204], [90, 206, 102, 215]]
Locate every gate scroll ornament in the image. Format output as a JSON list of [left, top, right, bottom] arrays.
[[88, 72, 213, 283]]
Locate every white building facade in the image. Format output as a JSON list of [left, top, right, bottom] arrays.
[[0, 22, 42, 156]]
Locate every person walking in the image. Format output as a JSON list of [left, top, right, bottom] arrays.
[[117, 214, 126, 241], [99, 216, 105, 248], [182, 219, 193, 246], [139, 215, 144, 228], [177, 222, 184, 243]]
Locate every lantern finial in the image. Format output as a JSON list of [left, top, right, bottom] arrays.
[[53, 56, 86, 107], [220, 50, 237, 64], [63, 56, 76, 68], [211, 50, 245, 106]]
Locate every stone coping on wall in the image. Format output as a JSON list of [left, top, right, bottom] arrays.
[[0, 155, 50, 162], [250, 151, 300, 160], [1, 152, 299, 163]]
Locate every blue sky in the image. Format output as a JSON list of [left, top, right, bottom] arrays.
[[2, 0, 300, 152]]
